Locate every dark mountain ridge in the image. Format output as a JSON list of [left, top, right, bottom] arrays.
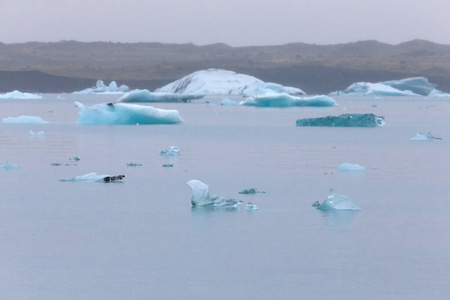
[[0, 39, 449, 93]]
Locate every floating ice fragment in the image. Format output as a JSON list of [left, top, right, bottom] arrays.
[[162, 164, 173, 167], [411, 132, 442, 141], [29, 130, 45, 136], [187, 179, 242, 208], [118, 89, 203, 102], [0, 90, 42, 99], [239, 188, 265, 194], [314, 189, 360, 211], [338, 163, 366, 172], [60, 172, 125, 182], [75, 102, 183, 125], [127, 162, 143, 167], [3, 116, 49, 124], [297, 113, 384, 127], [221, 98, 239, 106], [0, 161, 20, 169], [160, 146, 180, 156], [240, 93, 336, 107], [245, 202, 259, 210]]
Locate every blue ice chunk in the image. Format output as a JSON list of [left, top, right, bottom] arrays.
[[160, 146, 181, 156], [3, 116, 49, 124], [296, 113, 384, 127], [411, 132, 442, 140], [245, 202, 259, 210], [338, 163, 366, 172], [187, 179, 242, 208], [240, 93, 336, 107], [314, 189, 360, 211], [0, 161, 20, 169], [75, 102, 184, 125], [117, 89, 204, 103]]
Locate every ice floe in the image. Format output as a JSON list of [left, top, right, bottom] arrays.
[[240, 93, 336, 107], [296, 113, 385, 127], [156, 69, 305, 97], [160, 146, 181, 156], [338, 163, 366, 172], [187, 179, 242, 208], [2, 116, 49, 124], [313, 189, 360, 211], [75, 101, 183, 125], [117, 89, 204, 103], [411, 132, 442, 140], [60, 172, 125, 182], [0, 161, 20, 169], [72, 80, 129, 94], [0, 90, 42, 99]]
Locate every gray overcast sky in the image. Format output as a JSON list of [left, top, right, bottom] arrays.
[[0, 0, 449, 46]]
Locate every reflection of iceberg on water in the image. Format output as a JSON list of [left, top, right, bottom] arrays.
[[75, 101, 183, 125], [187, 179, 242, 208], [297, 113, 384, 127], [411, 132, 442, 141], [313, 189, 360, 211], [338, 163, 366, 172], [60, 172, 125, 182]]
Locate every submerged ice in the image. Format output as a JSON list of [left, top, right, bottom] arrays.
[[296, 113, 385, 127], [187, 179, 242, 208], [314, 189, 360, 211], [75, 102, 183, 125]]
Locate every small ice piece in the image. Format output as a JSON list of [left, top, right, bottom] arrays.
[[162, 164, 173, 167], [127, 162, 143, 167], [0, 161, 20, 169], [411, 132, 442, 140], [245, 202, 259, 210], [29, 130, 45, 136], [221, 98, 239, 106], [160, 146, 180, 156], [239, 188, 259, 194], [187, 179, 241, 208], [338, 163, 366, 172], [117, 89, 203, 103], [297, 113, 385, 127], [60, 172, 125, 182], [314, 189, 360, 211], [3, 116, 49, 124]]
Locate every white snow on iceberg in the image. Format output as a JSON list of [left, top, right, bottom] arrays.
[[75, 101, 184, 125], [117, 89, 203, 103], [2, 115, 49, 124], [313, 189, 360, 211], [240, 93, 336, 107], [156, 69, 305, 97], [187, 179, 242, 208], [0, 90, 42, 99], [72, 80, 129, 94]]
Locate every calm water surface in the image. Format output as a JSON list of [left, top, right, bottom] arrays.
[[0, 94, 449, 299]]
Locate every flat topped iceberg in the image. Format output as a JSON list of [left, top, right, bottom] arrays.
[[2, 115, 49, 124], [296, 113, 385, 127], [156, 68, 305, 97], [333, 77, 439, 97], [117, 89, 203, 103], [313, 189, 360, 211], [187, 179, 242, 208], [240, 93, 336, 107], [75, 101, 183, 125], [72, 80, 129, 94], [0, 90, 42, 99]]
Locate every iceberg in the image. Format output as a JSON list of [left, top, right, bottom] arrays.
[[0, 90, 42, 99], [0, 161, 20, 169], [29, 130, 45, 136], [60, 172, 125, 182], [72, 80, 129, 94], [75, 102, 184, 125], [155, 69, 305, 97], [240, 93, 336, 107], [220, 98, 239, 106], [314, 189, 360, 211], [411, 132, 442, 140], [296, 113, 385, 127], [117, 89, 204, 103], [187, 179, 242, 207], [338, 163, 366, 172], [333, 77, 438, 97], [160, 146, 181, 156], [2, 115, 49, 124], [245, 202, 259, 211]]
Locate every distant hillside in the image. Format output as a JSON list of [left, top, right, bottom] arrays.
[[0, 39, 449, 93]]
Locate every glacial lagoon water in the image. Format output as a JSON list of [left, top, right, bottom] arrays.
[[1, 94, 449, 299]]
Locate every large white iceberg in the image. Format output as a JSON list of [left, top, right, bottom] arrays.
[[75, 101, 183, 125], [332, 77, 442, 97], [296, 113, 385, 127], [0, 90, 42, 99], [2, 115, 49, 124], [72, 80, 129, 94], [156, 69, 305, 97], [117, 89, 203, 103], [240, 93, 336, 107], [313, 189, 360, 211], [187, 179, 242, 208]]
